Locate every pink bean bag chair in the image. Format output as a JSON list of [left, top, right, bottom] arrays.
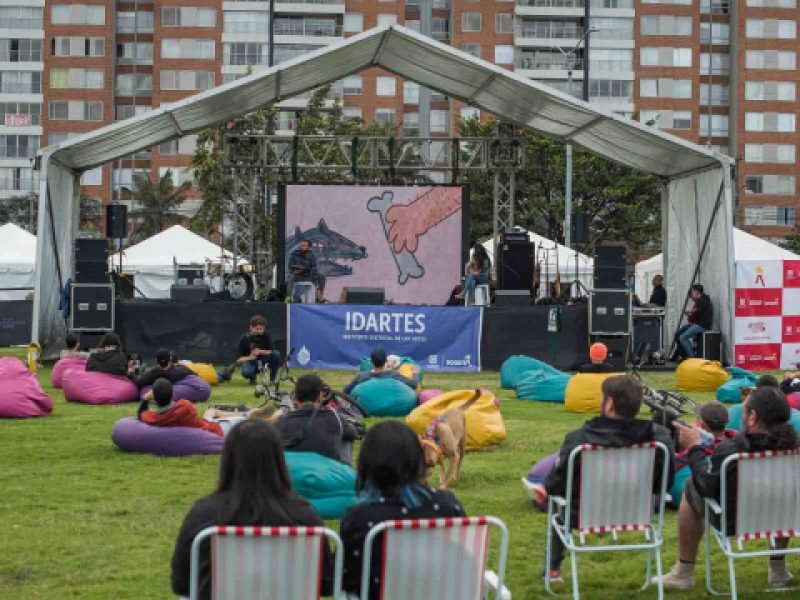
[[51, 356, 88, 389], [419, 389, 443, 405], [111, 417, 224, 457], [789, 393, 800, 411], [0, 357, 53, 418], [138, 375, 212, 403], [63, 369, 139, 405]]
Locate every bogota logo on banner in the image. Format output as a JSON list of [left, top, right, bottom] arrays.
[[785, 261, 800, 288], [735, 288, 783, 317], [735, 343, 782, 370]]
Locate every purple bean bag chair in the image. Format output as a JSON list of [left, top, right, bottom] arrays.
[[419, 389, 443, 405], [51, 356, 88, 389], [0, 357, 53, 418], [138, 375, 212, 403], [63, 369, 139, 405], [111, 417, 224, 456], [524, 452, 559, 510]]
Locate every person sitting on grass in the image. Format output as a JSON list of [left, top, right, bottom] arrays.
[[658, 386, 799, 590], [339, 421, 465, 600], [542, 375, 675, 584], [674, 401, 733, 471], [236, 315, 281, 386], [577, 342, 616, 374], [343, 347, 420, 396], [138, 379, 224, 437], [85, 333, 131, 378], [780, 370, 800, 397], [60, 333, 88, 359], [171, 419, 334, 600]]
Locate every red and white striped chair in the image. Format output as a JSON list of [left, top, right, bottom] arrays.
[[360, 516, 510, 600], [189, 525, 343, 600], [704, 449, 800, 598], [545, 442, 671, 600]]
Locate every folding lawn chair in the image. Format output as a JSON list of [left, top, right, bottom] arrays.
[[189, 525, 343, 600], [545, 442, 670, 600], [360, 516, 511, 600], [704, 449, 800, 598]]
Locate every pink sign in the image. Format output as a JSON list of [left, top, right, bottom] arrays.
[[4, 114, 31, 127]]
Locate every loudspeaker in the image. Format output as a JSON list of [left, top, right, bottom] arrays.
[[343, 287, 385, 305], [499, 241, 534, 291], [698, 331, 722, 361], [170, 284, 210, 303], [595, 245, 627, 267], [593, 245, 627, 290], [571, 212, 590, 245], [176, 265, 205, 286], [633, 315, 664, 353], [74, 239, 109, 284], [589, 289, 631, 334], [105, 203, 128, 239], [70, 284, 114, 331], [75, 239, 109, 262], [590, 333, 629, 371], [494, 290, 531, 307]]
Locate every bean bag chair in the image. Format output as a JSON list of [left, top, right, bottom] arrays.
[[185, 363, 219, 386], [564, 372, 623, 413], [285, 451, 357, 520], [727, 403, 800, 435], [0, 357, 53, 418], [667, 466, 692, 510], [111, 417, 224, 456], [51, 356, 87, 389], [789, 393, 800, 411], [419, 389, 443, 405], [406, 389, 506, 451], [716, 367, 758, 404], [63, 370, 139, 405], [676, 359, 729, 393], [139, 375, 212, 403], [516, 370, 571, 403], [501, 355, 549, 389], [524, 452, 559, 510], [359, 356, 422, 392], [351, 377, 418, 417]]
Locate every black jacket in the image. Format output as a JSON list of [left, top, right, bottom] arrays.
[[689, 294, 714, 330], [544, 416, 675, 524], [237, 332, 274, 358], [85, 347, 128, 377], [578, 362, 616, 374], [171, 493, 333, 600], [649, 285, 667, 307], [340, 487, 465, 599], [275, 404, 358, 463], [780, 379, 800, 396], [135, 365, 193, 389], [686, 432, 780, 534]]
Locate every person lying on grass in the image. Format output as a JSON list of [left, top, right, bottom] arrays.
[[137, 379, 231, 437]]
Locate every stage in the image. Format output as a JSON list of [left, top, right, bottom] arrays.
[[115, 301, 591, 371]]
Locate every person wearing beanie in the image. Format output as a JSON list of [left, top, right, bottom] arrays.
[[134, 348, 194, 390], [578, 343, 616, 374], [674, 401, 734, 471]]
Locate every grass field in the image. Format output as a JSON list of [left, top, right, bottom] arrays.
[[0, 347, 786, 599]]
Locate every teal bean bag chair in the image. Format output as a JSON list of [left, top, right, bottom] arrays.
[[728, 404, 800, 434], [515, 369, 571, 403], [501, 356, 549, 389], [716, 367, 758, 404], [285, 451, 357, 520], [667, 466, 692, 510], [351, 376, 418, 417]]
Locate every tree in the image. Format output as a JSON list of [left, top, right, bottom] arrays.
[[0, 194, 37, 232], [126, 170, 191, 242], [781, 225, 800, 255]]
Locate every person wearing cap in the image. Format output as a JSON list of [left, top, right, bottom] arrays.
[[674, 401, 733, 472], [342, 347, 420, 396], [657, 387, 800, 590], [578, 343, 616, 374]]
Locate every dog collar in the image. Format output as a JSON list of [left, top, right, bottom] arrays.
[[419, 435, 444, 465]]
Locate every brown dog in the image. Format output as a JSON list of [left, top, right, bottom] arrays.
[[421, 389, 481, 489]]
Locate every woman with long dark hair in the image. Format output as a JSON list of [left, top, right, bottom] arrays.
[[459, 244, 491, 305], [85, 332, 129, 377], [339, 421, 465, 599], [171, 420, 333, 599]]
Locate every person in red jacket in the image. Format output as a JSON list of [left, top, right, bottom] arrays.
[[138, 379, 223, 436]]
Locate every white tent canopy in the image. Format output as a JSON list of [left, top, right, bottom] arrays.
[[635, 228, 800, 300], [33, 25, 735, 360], [109, 225, 245, 299], [0, 223, 36, 300]]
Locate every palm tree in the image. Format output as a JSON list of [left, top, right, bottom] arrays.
[[126, 170, 191, 241]]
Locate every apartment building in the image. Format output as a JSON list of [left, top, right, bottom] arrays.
[[27, 0, 799, 240]]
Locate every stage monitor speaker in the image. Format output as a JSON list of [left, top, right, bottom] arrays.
[[494, 290, 531, 307], [343, 287, 385, 305], [171, 284, 210, 303], [571, 212, 590, 245], [498, 241, 534, 291], [105, 203, 128, 240], [70, 284, 114, 331], [75, 239, 109, 263], [590, 333, 629, 371], [74, 261, 110, 284], [176, 264, 205, 286], [589, 289, 631, 334], [698, 331, 722, 362], [632, 315, 664, 353], [595, 245, 627, 268]]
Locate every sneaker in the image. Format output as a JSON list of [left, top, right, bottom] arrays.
[[541, 569, 563, 584], [521, 478, 548, 508], [769, 562, 794, 587], [654, 564, 695, 590], [220, 366, 235, 382]]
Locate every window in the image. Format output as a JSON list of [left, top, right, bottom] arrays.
[[747, 0, 795, 6], [274, 45, 316, 64], [589, 80, 632, 102], [115, 105, 150, 121], [745, 175, 795, 195], [80, 167, 102, 186], [0, 103, 41, 126], [402, 112, 418, 135], [700, 22, 730, 43], [0, 135, 39, 158], [745, 81, 796, 101], [162, 7, 216, 27], [701, 53, 731, 75], [51, 37, 103, 58], [699, 84, 729, 106], [699, 114, 729, 137], [0, 167, 37, 191], [641, 47, 691, 67], [52, 5, 105, 25], [745, 144, 796, 164], [342, 108, 361, 121], [591, 17, 633, 40], [461, 43, 480, 58], [674, 48, 691, 67], [495, 45, 514, 64], [745, 112, 796, 132], [344, 13, 363, 33], [49, 69, 104, 90], [592, 0, 634, 6], [116, 11, 153, 33], [375, 108, 395, 126], [672, 111, 691, 130], [461, 107, 480, 120], [223, 12, 269, 34], [115, 74, 152, 96], [0, 71, 40, 94], [700, 0, 730, 12], [590, 49, 633, 72], [495, 14, 513, 34], [159, 135, 198, 155], [430, 109, 449, 133], [377, 14, 397, 27], [161, 70, 215, 91], [639, 79, 692, 99], [117, 42, 153, 64], [745, 51, 796, 70], [641, 16, 692, 36], [223, 43, 269, 66], [432, 17, 449, 40], [744, 206, 796, 226], [403, 81, 419, 104], [376, 76, 396, 96], [746, 19, 797, 39], [49, 101, 103, 121], [343, 76, 362, 95], [462, 13, 481, 32], [0, 7, 42, 29], [0, 40, 42, 62], [161, 39, 215, 60]]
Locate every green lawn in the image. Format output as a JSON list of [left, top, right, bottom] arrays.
[[0, 347, 786, 599]]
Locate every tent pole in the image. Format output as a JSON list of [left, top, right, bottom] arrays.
[[667, 179, 725, 359]]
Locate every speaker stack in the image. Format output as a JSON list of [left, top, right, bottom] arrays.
[[72, 239, 114, 332], [589, 245, 630, 370], [496, 230, 534, 306], [106, 203, 128, 240]]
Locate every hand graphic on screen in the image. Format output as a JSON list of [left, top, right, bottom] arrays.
[[385, 187, 462, 254]]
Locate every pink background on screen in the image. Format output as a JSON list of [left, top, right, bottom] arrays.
[[285, 185, 463, 304]]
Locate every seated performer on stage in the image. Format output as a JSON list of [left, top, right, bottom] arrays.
[[649, 275, 667, 307], [673, 284, 713, 360], [237, 315, 281, 385], [287, 239, 326, 302], [343, 348, 420, 396], [578, 343, 616, 374], [457, 244, 491, 304]]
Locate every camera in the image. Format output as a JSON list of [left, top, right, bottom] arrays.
[[128, 353, 143, 377], [642, 387, 696, 432]]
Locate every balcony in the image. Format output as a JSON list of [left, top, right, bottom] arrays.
[[273, 0, 345, 15], [589, 59, 633, 72], [0, 83, 41, 94], [516, 24, 583, 47], [516, 0, 584, 17], [517, 55, 582, 70], [0, 177, 37, 192], [274, 20, 343, 44]]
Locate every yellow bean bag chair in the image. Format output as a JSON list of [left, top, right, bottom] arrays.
[[676, 359, 729, 392], [397, 362, 422, 394], [185, 363, 219, 386], [406, 389, 506, 451], [564, 372, 624, 413]]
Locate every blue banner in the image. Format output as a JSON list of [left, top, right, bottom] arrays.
[[289, 304, 481, 371]]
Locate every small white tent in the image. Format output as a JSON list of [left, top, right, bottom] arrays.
[[109, 226, 244, 299], [0, 223, 36, 300], [635, 228, 800, 299]]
